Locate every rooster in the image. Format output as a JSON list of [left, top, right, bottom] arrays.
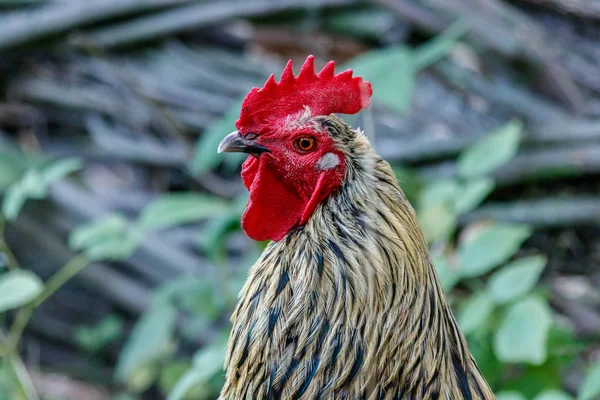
[[217, 55, 495, 400]]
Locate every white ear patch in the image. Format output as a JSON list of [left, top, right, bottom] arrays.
[[316, 152, 340, 170]]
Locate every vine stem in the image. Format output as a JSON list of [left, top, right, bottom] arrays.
[[0, 329, 40, 400], [0, 217, 20, 270], [8, 255, 90, 351], [33, 254, 89, 307]]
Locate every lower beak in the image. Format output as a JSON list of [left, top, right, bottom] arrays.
[[217, 131, 270, 156]]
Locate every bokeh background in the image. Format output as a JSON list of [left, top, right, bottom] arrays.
[[0, 0, 599, 399]]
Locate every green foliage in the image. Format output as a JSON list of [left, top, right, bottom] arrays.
[[115, 304, 178, 392], [191, 98, 246, 175], [494, 296, 552, 365], [75, 314, 124, 353], [167, 340, 227, 400], [458, 223, 532, 278], [324, 7, 397, 40], [0, 360, 24, 400], [578, 361, 600, 400], [432, 254, 460, 291], [454, 178, 495, 214], [412, 21, 469, 69], [0, 270, 43, 313], [69, 213, 141, 261], [458, 291, 495, 335], [346, 21, 466, 114], [419, 179, 459, 209], [419, 203, 457, 243], [458, 120, 523, 179], [534, 390, 574, 400], [0, 150, 30, 192], [138, 193, 230, 230], [154, 276, 229, 321], [398, 118, 577, 397], [392, 166, 422, 204], [347, 46, 415, 114], [2, 157, 81, 221], [159, 360, 194, 398], [496, 392, 527, 400], [487, 255, 547, 304], [415, 120, 523, 245]]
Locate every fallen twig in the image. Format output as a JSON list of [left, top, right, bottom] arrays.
[[71, 0, 359, 48], [0, 0, 198, 50], [460, 197, 600, 228], [418, 143, 600, 186]]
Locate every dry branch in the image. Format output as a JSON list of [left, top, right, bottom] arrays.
[[517, 0, 600, 19], [424, 0, 584, 111], [72, 0, 359, 48], [418, 143, 600, 186], [0, 0, 198, 50], [460, 197, 600, 228]]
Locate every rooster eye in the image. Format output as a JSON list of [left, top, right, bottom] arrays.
[[294, 137, 316, 152]]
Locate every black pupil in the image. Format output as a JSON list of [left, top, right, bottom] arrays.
[[300, 139, 311, 149]]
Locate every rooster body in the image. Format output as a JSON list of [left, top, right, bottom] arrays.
[[218, 57, 495, 399]]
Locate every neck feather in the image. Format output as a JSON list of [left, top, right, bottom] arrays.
[[221, 132, 494, 400]]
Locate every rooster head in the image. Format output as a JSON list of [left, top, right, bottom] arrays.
[[218, 55, 372, 242]]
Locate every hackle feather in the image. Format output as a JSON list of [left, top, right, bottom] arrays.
[[220, 116, 495, 400]]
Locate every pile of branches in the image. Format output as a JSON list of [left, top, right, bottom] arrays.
[[0, 0, 599, 397]]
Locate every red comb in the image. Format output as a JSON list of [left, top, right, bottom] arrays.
[[236, 55, 372, 134]]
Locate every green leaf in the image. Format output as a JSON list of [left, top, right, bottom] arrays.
[[458, 120, 523, 179], [413, 21, 468, 69], [115, 304, 177, 386], [418, 203, 457, 243], [0, 150, 29, 191], [75, 315, 124, 353], [433, 254, 460, 291], [167, 341, 227, 400], [69, 214, 141, 261], [19, 169, 47, 199], [459, 223, 532, 278], [494, 296, 552, 365], [325, 7, 396, 40], [487, 255, 547, 304], [159, 361, 192, 397], [454, 178, 495, 214], [2, 169, 46, 220], [392, 166, 422, 204], [2, 158, 81, 221], [2, 184, 26, 221], [0, 270, 43, 313], [83, 234, 140, 261], [40, 158, 82, 184], [344, 22, 466, 114], [419, 179, 459, 209], [69, 214, 129, 250], [138, 194, 230, 231], [534, 390, 574, 400], [496, 392, 527, 400], [347, 46, 415, 114], [579, 361, 600, 400], [191, 98, 245, 175], [458, 291, 494, 335]]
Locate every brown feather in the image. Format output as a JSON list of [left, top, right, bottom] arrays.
[[220, 115, 495, 400]]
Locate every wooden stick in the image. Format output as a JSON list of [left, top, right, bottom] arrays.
[[0, 0, 197, 50], [72, 0, 359, 48], [460, 197, 600, 228], [418, 143, 600, 186]]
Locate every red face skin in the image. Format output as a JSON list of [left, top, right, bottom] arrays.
[[240, 124, 345, 242]]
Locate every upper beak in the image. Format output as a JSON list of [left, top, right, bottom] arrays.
[[217, 131, 270, 156]]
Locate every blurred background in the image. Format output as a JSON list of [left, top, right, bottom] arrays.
[[0, 0, 599, 399]]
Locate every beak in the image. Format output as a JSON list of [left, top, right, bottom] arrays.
[[217, 131, 270, 156]]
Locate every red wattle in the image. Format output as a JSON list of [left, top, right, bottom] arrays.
[[241, 158, 305, 242]]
